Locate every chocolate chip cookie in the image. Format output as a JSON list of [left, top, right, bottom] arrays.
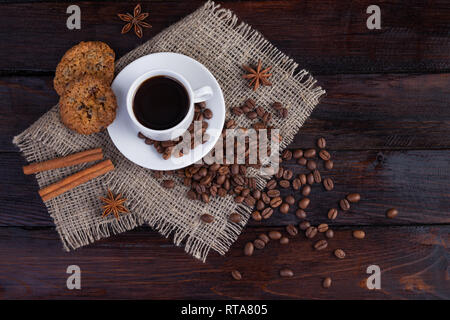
[[54, 41, 115, 96], [59, 76, 117, 135]]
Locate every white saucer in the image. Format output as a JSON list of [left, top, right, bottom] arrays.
[[108, 53, 225, 170]]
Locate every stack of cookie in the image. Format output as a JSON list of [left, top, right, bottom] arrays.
[[54, 41, 118, 135]]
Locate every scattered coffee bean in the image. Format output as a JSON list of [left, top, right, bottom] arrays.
[[353, 230, 365, 239], [313, 169, 321, 183], [200, 213, 214, 223], [318, 223, 329, 233], [259, 233, 270, 244], [267, 189, 281, 198], [279, 268, 294, 277], [254, 239, 266, 249], [307, 160, 317, 170], [252, 210, 263, 221], [268, 231, 282, 240], [262, 207, 274, 219], [244, 242, 254, 256], [271, 101, 282, 111], [229, 212, 241, 223], [302, 185, 311, 196], [317, 137, 326, 149], [280, 203, 290, 214], [324, 160, 334, 170], [322, 277, 332, 288], [279, 108, 288, 118], [232, 106, 244, 116], [285, 195, 295, 205], [298, 197, 310, 209], [304, 148, 316, 158], [307, 173, 315, 185], [231, 270, 242, 280], [256, 200, 265, 211], [296, 209, 307, 219], [282, 150, 292, 160], [266, 179, 277, 189], [298, 174, 307, 185], [323, 178, 334, 191], [327, 208, 338, 220], [314, 239, 328, 250], [293, 149, 303, 159], [162, 179, 175, 188], [280, 237, 289, 245], [292, 178, 302, 190], [297, 157, 307, 165], [299, 221, 311, 230], [386, 208, 399, 219], [334, 249, 346, 259], [340, 199, 350, 211], [270, 197, 282, 208], [319, 149, 331, 161], [203, 108, 213, 119], [262, 192, 270, 204], [286, 224, 298, 236], [279, 180, 290, 188], [283, 169, 294, 180], [325, 229, 334, 238], [346, 193, 361, 203], [305, 226, 318, 239]]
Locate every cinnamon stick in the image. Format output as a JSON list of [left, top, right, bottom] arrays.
[[23, 148, 103, 175], [39, 159, 114, 202]]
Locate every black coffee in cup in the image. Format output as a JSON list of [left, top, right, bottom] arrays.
[[133, 76, 189, 130]]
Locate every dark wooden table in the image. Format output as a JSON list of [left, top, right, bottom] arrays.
[[0, 0, 449, 300]]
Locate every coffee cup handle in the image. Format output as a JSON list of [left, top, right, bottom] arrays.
[[193, 86, 213, 103]]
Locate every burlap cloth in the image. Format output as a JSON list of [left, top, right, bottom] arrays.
[[13, 1, 324, 261]]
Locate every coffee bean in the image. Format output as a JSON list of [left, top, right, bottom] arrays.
[[234, 196, 244, 203], [314, 239, 328, 250], [293, 149, 303, 159], [298, 174, 307, 185], [299, 221, 311, 230], [324, 160, 334, 170], [280, 237, 289, 244], [256, 200, 265, 211], [262, 192, 270, 204], [279, 268, 294, 277], [328, 208, 338, 220], [276, 167, 284, 179], [334, 249, 346, 259], [317, 137, 326, 149], [232, 106, 244, 116], [292, 178, 302, 190], [241, 188, 250, 197], [244, 242, 254, 256], [247, 111, 258, 120], [280, 203, 290, 214], [307, 173, 315, 185], [340, 199, 350, 211], [244, 195, 256, 207], [346, 193, 361, 203], [225, 119, 236, 129], [304, 148, 316, 158], [302, 185, 311, 196], [307, 160, 317, 170], [267, 189, 281, 197], [259, 233, 270, 244], [313, 169, 321, 183], [187, 190, 197, 200], [233, 175, 245, 186], [279, 180, 290, 188], [279, 108, 288, 118], [319, 149, 331, 161], [200, 213, 214, 223], [318, 223, 329, 233], [162, 179, 175, 188], [386, 208, 399, 219], [353, 230, 365, 239], [245, 98, 256, 108], [286, 224, 298, 236], [261, 207, 273, 219], [231, 270, 242, 280], [269, 231, 282, 240], [296, 209, 307, 219], [251, 210, 262, 221], [305, 226, 318, 239], [282, 150, 292, 160], [231, 164, 239, 175], [266, 179, 277, 189], [203, 108, 213, 119], [298, 197, 310, 209], [254, 239, 266, 249], [270, 197, 282, 208], [285, 195, 295, 205], [229, 213, 241, 223], [322, 277, 332, 288], [325, 229, 334, 238], [283, 169, 293, 180], [323, 178, 334, 191], [297, 157, 307, 165], [252, 190, 261, 200]]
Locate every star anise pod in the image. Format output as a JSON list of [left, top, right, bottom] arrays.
[[242, 60, 272, 91], [118, 4, 152, 38], [100, 189, 129, 220]]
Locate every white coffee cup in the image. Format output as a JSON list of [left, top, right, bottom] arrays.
[[126, 69, 213, 141]]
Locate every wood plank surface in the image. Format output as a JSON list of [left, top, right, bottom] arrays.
[[1, 149, 449, 227], [0, 226, 447, 299], [0, 0, 449, 74], [2, 73, 450, 152]]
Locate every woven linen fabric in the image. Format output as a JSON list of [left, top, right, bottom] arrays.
[[13, 1, 325, 261]]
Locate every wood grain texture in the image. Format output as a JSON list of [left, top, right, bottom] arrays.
[[1, 149, 449, 227], [0, 226, 447, 299], [0, 0, 449, 74], [2, 73, 450, 152]]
